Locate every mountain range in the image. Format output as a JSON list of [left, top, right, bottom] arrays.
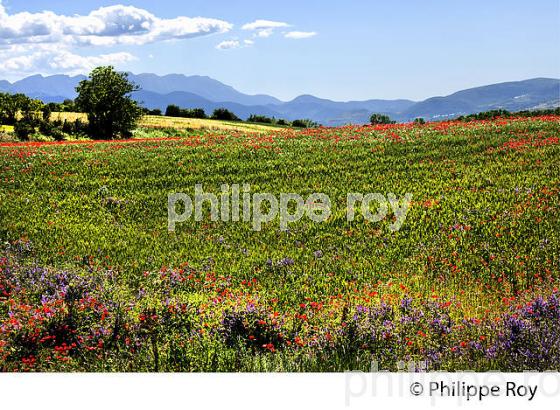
[[1, 74, 558, 125]]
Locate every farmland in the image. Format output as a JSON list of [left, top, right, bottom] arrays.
[[50, 112, 286, 133], [0, 116, 559, 371]]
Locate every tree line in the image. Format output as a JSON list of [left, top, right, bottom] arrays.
[[368, 108, 560, 125], [163, 104, 318, 128]]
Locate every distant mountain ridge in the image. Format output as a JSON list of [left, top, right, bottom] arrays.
[[402, 78, 560, 120], [128, 73, 283, 106], [134, 89, 282, 120], [0, 73, 558, 125]]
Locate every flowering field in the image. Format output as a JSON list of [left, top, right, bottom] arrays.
[[0, 116, 559, 371]]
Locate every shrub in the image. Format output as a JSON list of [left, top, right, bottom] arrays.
[[38, 120, 53, 136], [165, 105, 182, 117], [291, 119, 319, 128], [14, 120, 35, 140], [62, 120, 73, 134], [50, 128, 66, 141], [248, 114, 274, 124], [370, 113, 395, 125], [211, 108, 240, 121], [185, 108, 207, 119], [41, 105, 52, 122], [165, 106, 206, 119], [74, 119, 87, 134], [61, 99, 77, 112]]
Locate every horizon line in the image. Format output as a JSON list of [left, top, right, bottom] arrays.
[[1, 72, 559, 104]]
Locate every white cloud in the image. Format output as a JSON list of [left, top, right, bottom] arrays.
[[241, 20, 289, 31], [244, 39, 254, 46], [0, 2, 232, 77], [215, 40, 240, 50], [256, 29, 274, 38], [241, 19, 316, 42], [49, 51, 136, 72], [0, 44, 136, 75], [284, 31, 317, 39], [242, 19, 290, 39], [0, 3, 232, 46]]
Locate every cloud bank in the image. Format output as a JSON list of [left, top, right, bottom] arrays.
[[0, 4, 232, 46], [0, 4, 318, 76], [0, 46, 136, 75], [0, 3, 231, 76]]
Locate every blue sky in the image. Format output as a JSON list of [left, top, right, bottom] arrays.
[[0, 0, 559, 101]]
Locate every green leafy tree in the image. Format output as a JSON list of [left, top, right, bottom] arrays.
[[62, 99, 77, 112], [14, 120, 35, 140], [291, 119, 319, 128], [41, 104, 52, 122], [165, 104, 182, 117], [75, 66, 142, 139], [185, 108, 207, 119], [370, 113, 395, 125], [0, 93, 30, 125], [248, 114, 274, 124], [19, 98, 44, 123], [211, 108, 240, 121]]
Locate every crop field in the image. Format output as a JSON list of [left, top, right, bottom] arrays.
[[51, 112, 285, 133], [0, 125, 14, 134], [141, 114, 286, 132], [0, 116, 559, 371]]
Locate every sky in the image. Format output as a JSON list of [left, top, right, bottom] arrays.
[[0, 0, 559, 101]]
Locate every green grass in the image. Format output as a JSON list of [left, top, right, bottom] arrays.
[[1, 117, 558, 311], [0, 116, 559, 371]]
